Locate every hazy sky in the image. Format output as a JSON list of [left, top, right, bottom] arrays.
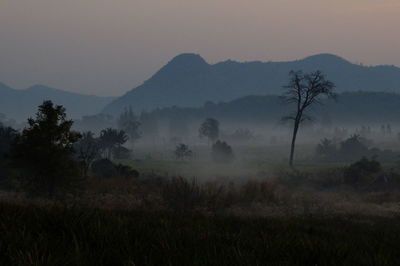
[[1, 0, 399, 96]]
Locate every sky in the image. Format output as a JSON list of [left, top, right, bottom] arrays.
[[0, 0, 400, 97]]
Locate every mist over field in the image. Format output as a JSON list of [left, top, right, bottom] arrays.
[[2, 1, 400, 265]]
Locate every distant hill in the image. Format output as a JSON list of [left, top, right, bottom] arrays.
[[0, 83, 114, 121], [144, 91, 400, 125], [103, 53, 400, 115]]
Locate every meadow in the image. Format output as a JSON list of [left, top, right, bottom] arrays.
[[3, 141, 400, 265]]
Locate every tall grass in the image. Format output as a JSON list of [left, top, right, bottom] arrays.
[[1, 203, 400, 265]]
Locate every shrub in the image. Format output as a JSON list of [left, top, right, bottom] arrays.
[[340, 135, 369, 160], [212, 140, 234, 163], [115, 164, 139, 178], [344, 157, 381, 187], [174, 143, 193, 160], [91, 159, 116, 178]]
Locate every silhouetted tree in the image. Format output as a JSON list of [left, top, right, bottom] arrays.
[[12, 101, 81, 197], [199, 118, 219, 144], [281, 71, 336, 166], [99, 128, 128, 159], [174, 143, 193, 160], [74, 131, 100, 177]]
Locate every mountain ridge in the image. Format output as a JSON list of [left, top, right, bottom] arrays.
[[103, 53, 400, 115], [0, 83, 115, 122]]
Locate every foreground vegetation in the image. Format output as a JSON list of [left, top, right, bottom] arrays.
[[3, 101, 400, 265], [1, 203, 400, 266]]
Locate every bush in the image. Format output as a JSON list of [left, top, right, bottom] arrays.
[[91, 159, 139, 179], [340, 135, 369, 161], [115, 164, 139, 179], [212, 140, 234, 163], [91, 159, 116, 178], [344, 157, 381, 187], [174, 143, 193, 160]]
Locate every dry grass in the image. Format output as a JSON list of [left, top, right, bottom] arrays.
[[2, 169, 400, 218]]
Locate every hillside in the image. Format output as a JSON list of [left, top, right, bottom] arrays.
[[0, 83, 114, 121], [103, 53, 400, 115], [144, 91, 400, 125]]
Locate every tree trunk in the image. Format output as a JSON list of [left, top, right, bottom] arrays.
[[289, 120, 300, 167]]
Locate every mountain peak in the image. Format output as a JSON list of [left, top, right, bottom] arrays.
[[167, 53, 208, 68], [301, 53, 350, 65], [26, 84, 54, 90], [145, 53, 210, 84]]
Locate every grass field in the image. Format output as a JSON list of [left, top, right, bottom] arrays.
[[3, 143, 400, 265], [115, 158, 400, 181], [116, 143, 400, 179], [1, 203, 400, 266]]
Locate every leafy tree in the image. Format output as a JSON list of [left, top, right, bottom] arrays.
[[74, 131, 100, 177], [199, 118, 219, 143], [99, 128, 128, 159], [174, 144, 193, 160], [281, 70, 336, 166], [12, 101, 81, 197], [212, 140, 234, 163], [118, 107, 141, 147]]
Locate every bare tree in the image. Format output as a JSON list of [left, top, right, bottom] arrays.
[[282, 71, 336, 166]]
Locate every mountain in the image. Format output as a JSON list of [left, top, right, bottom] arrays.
[[144, 91, 400, 125], [0, 83, 114, 122], [103, 53, 400, 115]]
